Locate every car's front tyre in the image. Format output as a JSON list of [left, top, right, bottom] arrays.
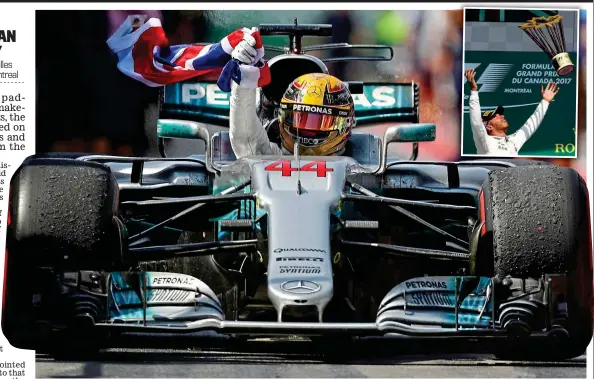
[[474, 165, 592, 361], [2, 158, 122, 357]]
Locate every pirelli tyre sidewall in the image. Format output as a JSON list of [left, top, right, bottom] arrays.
[[2, 158, 122, 349], [477, 165, 593, 359]]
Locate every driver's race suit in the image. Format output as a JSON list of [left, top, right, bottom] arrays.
[[229, 81, 283, 157], [468, 90, 550, 156]]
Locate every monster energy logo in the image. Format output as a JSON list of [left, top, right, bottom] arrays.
[[464, 63, 514, 92]]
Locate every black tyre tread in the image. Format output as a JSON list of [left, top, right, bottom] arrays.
[[494, 159, 552, 167], [3, 158, 120, 349], [10, 158, 119, 269], [460, 157, 553, 167], [23, 152, 90, 161], [482, 165, 593, 361], [486, 165, 581, 278]]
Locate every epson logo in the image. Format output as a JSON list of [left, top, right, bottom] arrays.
[[293, 104, 333, 115]]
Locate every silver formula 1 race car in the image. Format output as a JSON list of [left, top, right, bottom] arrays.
[[3, 22, 592, 360]]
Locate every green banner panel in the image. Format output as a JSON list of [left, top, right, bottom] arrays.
[[462, 51, 578, 157], [465, 9, 558, 23]]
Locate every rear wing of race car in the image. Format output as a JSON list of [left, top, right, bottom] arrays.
[[158, 80, 420, 127]]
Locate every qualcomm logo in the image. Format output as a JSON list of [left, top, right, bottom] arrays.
[[464, 63, 514, 93]]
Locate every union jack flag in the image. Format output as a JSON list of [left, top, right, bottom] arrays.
[[106, 15, 271, 92]]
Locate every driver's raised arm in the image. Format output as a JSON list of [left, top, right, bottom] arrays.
[[230, 82, 281, 157], [464, 69, 490, 154], [229, 33, 282, 158]]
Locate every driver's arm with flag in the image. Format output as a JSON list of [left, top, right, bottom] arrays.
[[226, 32, 282, 158], [107, 15, 269, 87], [106, 15, 276, 157]]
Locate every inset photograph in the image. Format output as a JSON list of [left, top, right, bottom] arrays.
[[461, 8, 580, 157]]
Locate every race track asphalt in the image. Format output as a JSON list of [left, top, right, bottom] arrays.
[[35, 335, 588, 378]]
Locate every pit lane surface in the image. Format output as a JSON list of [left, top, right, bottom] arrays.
[[36, 336, 587, 378]]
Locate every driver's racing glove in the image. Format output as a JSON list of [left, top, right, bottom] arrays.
[[231, 28, 260, 66], [231, 35, 258, 65]]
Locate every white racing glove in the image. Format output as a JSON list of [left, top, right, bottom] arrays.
[[231, 31, 259, 65]]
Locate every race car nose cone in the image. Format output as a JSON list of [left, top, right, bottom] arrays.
[[249, 158, 350, 322]]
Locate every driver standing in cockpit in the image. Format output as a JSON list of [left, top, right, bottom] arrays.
[[229, 31, 357, 158]]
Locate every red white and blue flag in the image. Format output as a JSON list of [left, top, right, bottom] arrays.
[[106, 15, 271, 92]]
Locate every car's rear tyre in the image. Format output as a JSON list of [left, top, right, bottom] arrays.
[[474, 165, 593, 361], [2, 158, 122, 354]]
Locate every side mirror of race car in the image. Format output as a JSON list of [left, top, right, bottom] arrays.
[[384, 123, 436, 143], [375, 123, 436, 175], [156, 119, 217, 173], [157, 119, 209, 140]]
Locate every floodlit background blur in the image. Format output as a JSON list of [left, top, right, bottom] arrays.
[[35, 9, 587, 177]]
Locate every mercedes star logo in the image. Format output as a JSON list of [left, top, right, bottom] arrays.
[[280, 280, 321, 294], [307, 86, 322, 97]]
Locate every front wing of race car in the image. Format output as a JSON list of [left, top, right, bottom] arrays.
[[103, 270, 566, 339]]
